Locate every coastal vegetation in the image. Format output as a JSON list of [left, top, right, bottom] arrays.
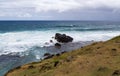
[[5, 36, 120, 76]]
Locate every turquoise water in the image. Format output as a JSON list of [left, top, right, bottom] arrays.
[[0, 21, 120, 76]]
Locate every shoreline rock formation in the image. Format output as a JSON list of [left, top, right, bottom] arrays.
[[55, 33, 73, 43], [5, 36, 120, 76]]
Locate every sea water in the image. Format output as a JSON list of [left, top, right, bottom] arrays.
[[0, 21, 120, 76]]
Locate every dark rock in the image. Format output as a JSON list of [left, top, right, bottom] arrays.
[[45, 42, 49, 45], [28, 65, 35, 69], [111, 48, 117, 51], [112, 70, 120, 76], [52, 37, 55, 39], [97, 47, 101, 49], [56, 53, 60, 56], [14, 66, 21, 69], [44, 55, 54, 59], [81, 46, 84, 48], [44, 53, 51, 57], [61, 51, 66, 54], [55, 43, 61, 48], [44, 53, 54, 59], [55, 33, 73, 43], [50, 40, 53, 43], [54, 61, 59, 67]]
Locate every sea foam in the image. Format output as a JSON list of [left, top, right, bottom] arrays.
[[0, 30, 119, 56]]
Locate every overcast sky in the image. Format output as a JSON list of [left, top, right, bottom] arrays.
[[0, 0, 120, 20]]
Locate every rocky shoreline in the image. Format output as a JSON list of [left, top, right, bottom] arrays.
[[43, 33, 94, 60], [1, 34, 93, 75], [5, 36, 120, 76], [43, 41, 94, 59], [4, 40, 94, 76]]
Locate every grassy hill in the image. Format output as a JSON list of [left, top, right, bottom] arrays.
[[5, 36, 120, 76]]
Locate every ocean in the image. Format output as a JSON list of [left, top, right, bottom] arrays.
[[0, 21, 120, 76]]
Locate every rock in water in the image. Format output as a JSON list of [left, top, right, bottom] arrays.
[[55, 33, 73, 43], [50, 40, 53, 43], [44, 53, 51, 57], [44, 53, 54, 59], [55, 43, 61, 48]]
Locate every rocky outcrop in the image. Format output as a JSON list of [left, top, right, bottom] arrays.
[[55, 43, 61, 48], [54, 61, 59, 67], [44, 53, 54, 59], [44, 53, 51, 57], [55, 33, 73, 43]]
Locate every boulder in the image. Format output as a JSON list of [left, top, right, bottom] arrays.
[[112, 70, 120, 76], [55, 43, 61, 48], [55, 33, 73, 43], [44, 53, 51, 57], [50, 40, 53, 43], [61, 51, 66, 54], [54, 61, 59, 67], [44, 55, 54, 59], [56, 53, 60, 56], [44, 53, 54, 59]]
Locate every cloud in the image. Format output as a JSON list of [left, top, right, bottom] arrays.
[[17, 13, 32, 17], [0, 13, 5, 17], [0, 0, 81, 13], [0, 11, 32, 18], [0, 0, 120, 19], [34, 0, 81, 12]]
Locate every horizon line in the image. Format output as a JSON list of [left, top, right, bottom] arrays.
[[0, 20, 120, 22]]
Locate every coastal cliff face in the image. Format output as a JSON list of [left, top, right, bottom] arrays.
[[5, 36, 120, 76]]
